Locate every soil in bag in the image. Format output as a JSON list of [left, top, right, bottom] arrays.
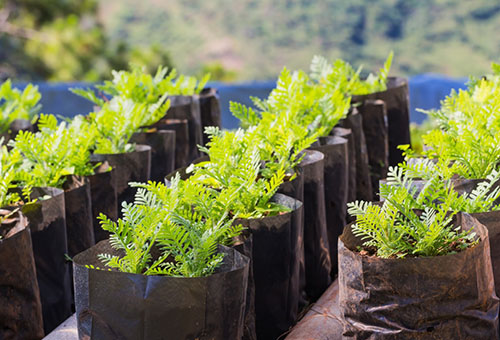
[[90, 144, 151, 207], [199, 87, 222, 146], [338, 212, 499, 339], [338, 108, 372, 201], [63, 175, 94, 257], [73, 241, 249, 340], [352, 77, 411, 167], [167, 95, 203, 163], [310, 136, 349, 277], [22, 187, 72, 334], [332, 127, 356, 206], [0, 208, 44, 340], [233, 230, 257, 340], [356, 99, 389, 200], [131, 129, 176, 182], [152, 118, 189, 169], [298, 150, 332, 301], [236, 193, 303, 340], [87, 162, 118, 243]]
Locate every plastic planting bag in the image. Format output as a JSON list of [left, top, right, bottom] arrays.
[[298, 150, 332, 301], [339, 108, 372, 201], [236, 194, 303, 340], [339, 213, 499, 339], [167, 95, 203, 163], [88, 162, 118, 243], [63, 176, 94, 257], [199, 88, 222, 146], [91, 145, 151, 207], [357, 100, 389, 200], [22, 187, 72, 334], [233, 230, 257, 340], [278, 170, 306, 307], [310, 136, 349, 277], [131, 129, 176, 182], [74, 241, 249, 340], [152, 118, 190, 169], [333, 127, 356, 206], [352, 77, 410, 167], [0, 208, 44, 339]]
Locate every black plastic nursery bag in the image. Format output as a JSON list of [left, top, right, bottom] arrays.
[[298, 149, 332, 301], [199, 87, 222, 146], [152, 118, 190, 169], [311, 136, 349, 277], [91, 144, 151, 207], [339, 108, 372, 201], [236, 193, 303, 340], [0, 208, 44, 340], [63, 176, 94, 257], [339, 213, 499, 339], [131, 129, 176, 182], [333, 127, 356, 205], [167, 95, 203, 163], [23, 187, 72, 334], [87, 162, 118, 243], [73, 241, 249, 340], [352, 76, 411, 167]]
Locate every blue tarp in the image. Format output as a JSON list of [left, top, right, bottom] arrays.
[[12, 74, 468, 129]]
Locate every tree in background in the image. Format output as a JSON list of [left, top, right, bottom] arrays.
[[0, 0, 173, 81]]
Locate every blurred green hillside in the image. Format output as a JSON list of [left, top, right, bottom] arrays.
[[99, 0, 500, 80]]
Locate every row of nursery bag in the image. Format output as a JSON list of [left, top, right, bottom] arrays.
[[288, 63, 500, 339], [0, 68, 222, 338], [66, 52, 413, 340]]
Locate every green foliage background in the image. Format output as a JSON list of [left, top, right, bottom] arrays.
[[100, 0, 500, 80], [0, 0, 173, 81]]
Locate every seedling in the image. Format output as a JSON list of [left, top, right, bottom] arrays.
[[0, 80, 41, 133]]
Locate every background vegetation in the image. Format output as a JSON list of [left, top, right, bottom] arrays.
[[2, 0, 500, 81], [100, 0, 500, 80]]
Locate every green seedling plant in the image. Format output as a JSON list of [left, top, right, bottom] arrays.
[[72, 65, 210, 108], [0, 80, 41, 133], [383, 165, 500, 214], [414, 70, 500, 179], [89, 95, 170, 154], [9, 114, 97, 188], [193, 126, 290, 218], [231, 67, 350, 138], [97, 175, 242, 277], [310, 51, 393, 96], [348, 166, 477, 259]]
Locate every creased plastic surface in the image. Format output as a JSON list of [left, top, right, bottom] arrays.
[[357, 100, 389, 200], [233, 230, 257, 340], [131, 130, 176, 182], [338, 213, 499, 339], [298, 150, 332, 301], [91, 144, 151, 207], [167, 95, 203, 163], [151, 118, 190, 169], [0, 210, 44, 340], [64, 176, 94, 257], [22, 187, 72, 334], [199, 88, 222, 146], [333, 127, 356, 206], [311, 136, 349, 277], [278, 171, 306, 307], [339, 108, 372, 201], [88, 162, 118, 243], [73, 242, 249, 340], [352, 77, 410, 167], [236, 194, 303, 340]]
